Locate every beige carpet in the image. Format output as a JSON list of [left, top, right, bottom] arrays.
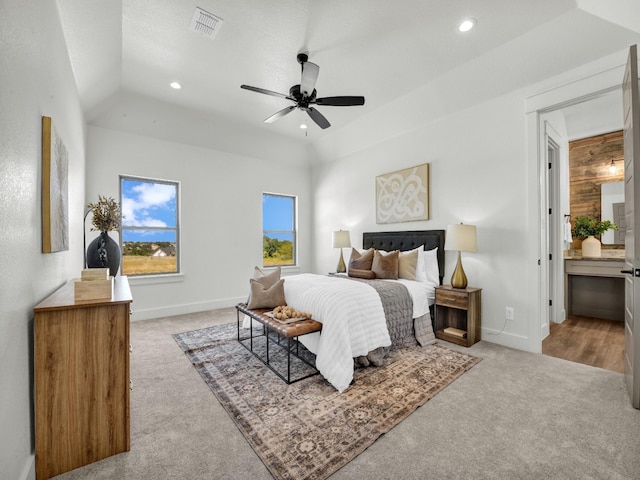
[[173, 322, 480, 480], [53, 307, 640, 480]]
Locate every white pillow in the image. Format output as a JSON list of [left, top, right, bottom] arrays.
[[424, 247, 440, 286]]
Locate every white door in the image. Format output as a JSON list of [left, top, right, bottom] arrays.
[[544, 120, 564, 337], [622, 44, 640, 409]]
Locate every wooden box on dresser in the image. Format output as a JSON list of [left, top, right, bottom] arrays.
[[434, 285, 482, 347], [33, 276, 133, 480]]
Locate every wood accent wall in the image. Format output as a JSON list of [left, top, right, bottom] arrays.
[[569, 130, 624, 249]]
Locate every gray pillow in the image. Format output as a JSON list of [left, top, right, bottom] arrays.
[[247, 278, 286, 309]]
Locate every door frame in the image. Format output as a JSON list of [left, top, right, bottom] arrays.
[[526, 58, 627, 353]]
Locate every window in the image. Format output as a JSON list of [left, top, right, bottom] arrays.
[[120, 176, 180, 276], [263, 193, 296, 267]]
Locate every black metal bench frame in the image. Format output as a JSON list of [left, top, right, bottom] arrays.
[[235, 304, 321, 384]]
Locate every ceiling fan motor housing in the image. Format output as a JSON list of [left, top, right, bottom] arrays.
[[289, 85, 316, 107]]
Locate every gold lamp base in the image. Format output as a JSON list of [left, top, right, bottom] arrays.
[[336, 249, 346, 273], [450, 251, 468, 289]]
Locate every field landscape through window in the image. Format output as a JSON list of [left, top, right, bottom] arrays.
[[122, 241, 177, 274], [121, 176, 179, 275]]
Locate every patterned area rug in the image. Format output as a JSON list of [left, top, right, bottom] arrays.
[[173, 322, 480, 480]]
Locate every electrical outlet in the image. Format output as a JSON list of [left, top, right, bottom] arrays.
[[506, 307, 514, 321]]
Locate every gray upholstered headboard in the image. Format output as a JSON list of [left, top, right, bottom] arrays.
[[362, 230, 445, 284]]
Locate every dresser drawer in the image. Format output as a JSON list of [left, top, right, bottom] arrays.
[[435, 288, 469, 310]]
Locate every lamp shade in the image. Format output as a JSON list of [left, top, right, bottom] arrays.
[[445, 224, 477, 252], [332, 230, 351, 249]]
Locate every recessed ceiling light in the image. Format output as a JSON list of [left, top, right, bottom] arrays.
[[170, 82, 182, 89], [299, 124, 308, 129], [458, 19, 476, 32]]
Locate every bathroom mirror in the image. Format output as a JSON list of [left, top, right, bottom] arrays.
[[601, 181, 624, 245]]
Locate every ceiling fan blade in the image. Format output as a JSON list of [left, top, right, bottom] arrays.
[[264, 106, 296, 123], [306, 107, 330, 129], [300, 62, 319, 98], [314, 96, 365, 106], [241, 84, 293, 101]]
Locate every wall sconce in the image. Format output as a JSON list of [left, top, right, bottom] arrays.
[[445, 223, 477, 289], [609, 158, 618, 175], [332, 230, 351, 273]]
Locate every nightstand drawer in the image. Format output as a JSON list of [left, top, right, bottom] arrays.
[[435, 288, 469, 310]]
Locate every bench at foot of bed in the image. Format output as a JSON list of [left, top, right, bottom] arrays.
[[235, 303, 323, 384]]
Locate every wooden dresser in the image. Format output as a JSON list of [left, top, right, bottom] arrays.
[[33, 276, 132, 480]]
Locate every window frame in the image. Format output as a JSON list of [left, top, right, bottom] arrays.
[[262, 192, 298, 268], [119, 175, 181, 277]]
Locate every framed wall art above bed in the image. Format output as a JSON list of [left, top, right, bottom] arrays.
[[375, 163, 429, 224]]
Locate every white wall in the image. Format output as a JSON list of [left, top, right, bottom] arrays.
[[0, 1, 86, 479], [309, 47, 635, 354], [86, 126, 312, 320], [311, 93, 533, 350]]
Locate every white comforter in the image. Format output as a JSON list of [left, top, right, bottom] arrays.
[[283, 274, 391, 392], [283, 274, 435, 392]]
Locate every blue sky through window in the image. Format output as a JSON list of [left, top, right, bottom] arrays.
[[263, 194, 294, 241], [121, 179, 177, 242]]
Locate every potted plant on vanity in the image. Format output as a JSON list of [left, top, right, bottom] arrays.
[[86, 195, 122, 276], [572, 216, 618, 258]]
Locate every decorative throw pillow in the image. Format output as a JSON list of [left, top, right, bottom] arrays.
[[253, 266, 281, 287], [404, 245, 427, 282], [398, 249, 419, 280], [371, 250, 399, 279], [247, 278, 286, 309], [348, 248, 374, 271], [247, 266, 281, 305], [348, 268, 377, 279]]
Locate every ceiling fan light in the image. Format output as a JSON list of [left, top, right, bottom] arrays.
[[458, 19, 476, 32]]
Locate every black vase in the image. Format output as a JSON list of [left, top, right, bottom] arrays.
[[86, 231, 121, 277]]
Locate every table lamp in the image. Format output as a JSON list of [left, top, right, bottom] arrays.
[[332, 230, 351, 273], [445, 223, 477, 289]]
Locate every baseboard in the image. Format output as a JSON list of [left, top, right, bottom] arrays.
[[20, 455, 35, 480], [131, 296, 246, 321], [481, 327, 536, 353]]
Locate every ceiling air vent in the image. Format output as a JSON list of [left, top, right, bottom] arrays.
[[188, 7, 223, 40]]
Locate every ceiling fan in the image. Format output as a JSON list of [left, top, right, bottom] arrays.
[[240, 53, 365, 130]]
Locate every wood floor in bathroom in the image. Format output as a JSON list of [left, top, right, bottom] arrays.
[[542, 315, 625, 373]]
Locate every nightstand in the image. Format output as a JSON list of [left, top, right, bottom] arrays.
[[434, 285, 482, 347]]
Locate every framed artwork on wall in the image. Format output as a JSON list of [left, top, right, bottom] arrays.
[[376, 163, 429, 224], [42, 116, 69, 253]]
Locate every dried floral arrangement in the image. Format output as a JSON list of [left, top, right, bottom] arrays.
[[87, 195, 121, 232]]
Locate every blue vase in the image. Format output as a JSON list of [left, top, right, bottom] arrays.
[[86, 231, 121, 277]]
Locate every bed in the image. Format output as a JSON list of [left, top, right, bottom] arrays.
[[278, 230, 446, 392]]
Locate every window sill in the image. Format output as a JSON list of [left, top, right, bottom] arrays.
[[267, 266, 301, 276], [125, 273, 185, 286]]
